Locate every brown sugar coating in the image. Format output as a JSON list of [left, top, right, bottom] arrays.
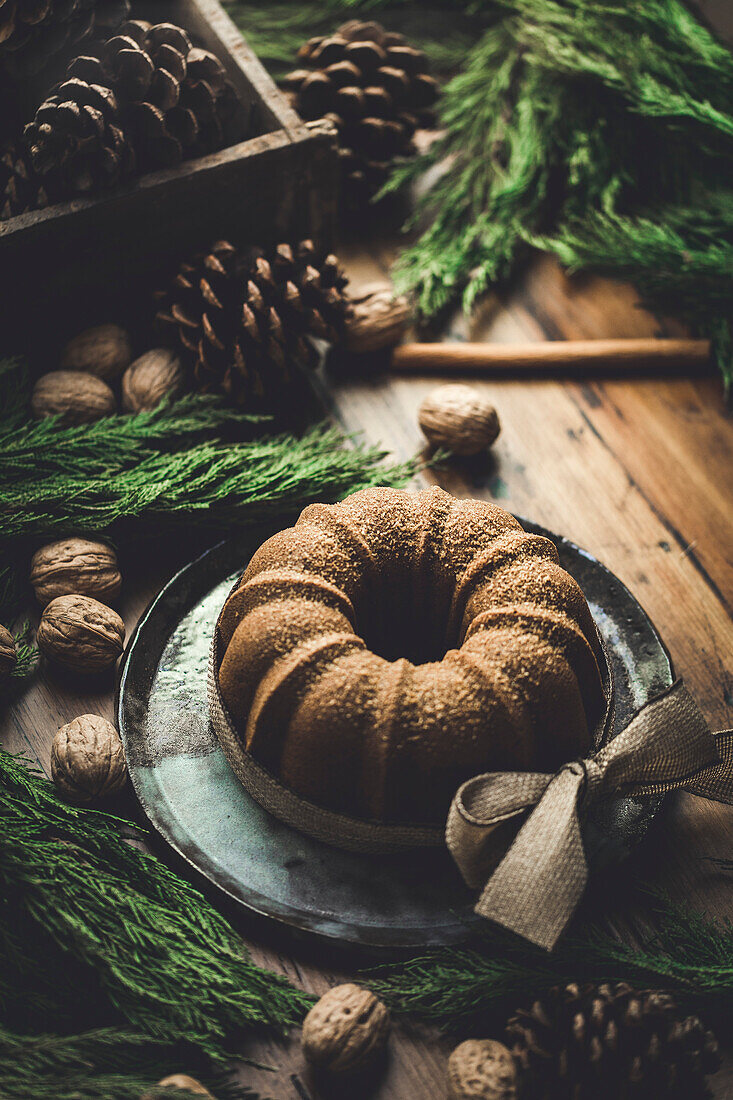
[[215, 486, 606, 825]]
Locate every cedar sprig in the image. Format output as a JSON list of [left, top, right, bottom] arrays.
[[0, 393, 264, 482], [378, 0, 733, 390], [0, 1025, 255, 1100], [0, 750, 313, 1057], [0, 423, 416, 542], [10, 620, 37, 679], [0, 358, 415, 630], [368, 896, 733, 1032], [0, 356, 31, 431]]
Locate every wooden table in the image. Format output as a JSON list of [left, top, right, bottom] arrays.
[[3, 235, 732, 1098]]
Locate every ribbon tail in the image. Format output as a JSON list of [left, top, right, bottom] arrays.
[[684, 730, 733, 803], [474, 766, 587, 952]]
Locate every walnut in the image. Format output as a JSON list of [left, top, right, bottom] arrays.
[[448, 1040, 518, 1100], [30, 537, 122, 608], [0, 624, 16, 679], [344, 285, 411, 354], [37, 595, 125, 673], [302, 983, 390, 1075], [51, 714, 127, 802], [31, 371, 116, 425], [121, 348, 184, 412], [142, 1075, 213, 1099], [155, 1076, 212, 1096], [418, 384, 500, 456], [60, 323, 133, 382]]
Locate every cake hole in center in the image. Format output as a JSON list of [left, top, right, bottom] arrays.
[[355, 591, 456, 666]]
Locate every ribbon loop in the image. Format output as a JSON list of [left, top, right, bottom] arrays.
[[446, 680, 733, 952]]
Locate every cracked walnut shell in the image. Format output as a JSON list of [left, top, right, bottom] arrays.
[[51, 714, 127, 802], [418, 384, 500, 456], [448, 1039, 518, 1100], [30, 537, 121, 607], [37, 594, 125, 673], [302, 983, 390, 1075]]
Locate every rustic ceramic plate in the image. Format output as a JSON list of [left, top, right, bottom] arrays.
[[117, 519, 673, 948]]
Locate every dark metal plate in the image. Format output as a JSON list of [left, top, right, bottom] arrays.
[[117, 519, 673, 948]]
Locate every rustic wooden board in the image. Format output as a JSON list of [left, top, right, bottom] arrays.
[[3, 1, 733, 1089]]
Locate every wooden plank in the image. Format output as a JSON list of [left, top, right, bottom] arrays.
[[2, 260, 732, 1098]]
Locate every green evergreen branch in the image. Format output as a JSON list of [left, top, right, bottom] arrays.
[[0, 1026, 202, 1100], [10, 620, 38, 679], [381, 0, 733, 391], [0, 423, 415, 541], [221, 2, 733, 388], [0, 751, 313, 1060], [0, 357, 32, 431], [0, 364, 416, 632], [0, 392, 263, 480], [369, 895, 733, 1032]]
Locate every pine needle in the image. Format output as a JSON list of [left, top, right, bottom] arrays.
[[10, 620, 38, 680], [383, 0, 733, 390], [369, 895, 733, 1032], [0, 1026, 207, 1100], [0, 752, 313, 1059], [0, 360, 416, 634], [0, 424, 415, 542], [0, 1024, 267, 1099]]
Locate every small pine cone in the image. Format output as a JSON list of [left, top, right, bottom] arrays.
[[284, 19, 439, 203], [154, 238, 350, 409], [506, 982, 721, 1100], [0, 0, 130, 80], [24, 77, 133, 200], [16, 19, 247, 210]]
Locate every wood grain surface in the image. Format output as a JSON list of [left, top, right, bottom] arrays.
[[4, 5, 733, 1096], [3, 234, 731, 1098]]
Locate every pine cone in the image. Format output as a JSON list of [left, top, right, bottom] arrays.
[[9, 19, 247, 212], [154, 239, 350, 408], [0, 136, 52, 216], [506, 982, 720, 1100], [0, 0, 130, 80], [284, 19, 439, 203], [23, 74, 133, 198]]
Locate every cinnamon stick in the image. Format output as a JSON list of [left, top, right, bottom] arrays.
[[390, 338, 711, 375]]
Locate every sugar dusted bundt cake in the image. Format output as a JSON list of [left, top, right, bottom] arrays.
[[213, 486, 606, 829]]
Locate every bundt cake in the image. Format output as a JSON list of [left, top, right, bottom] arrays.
[[213, 486, 606, 829]]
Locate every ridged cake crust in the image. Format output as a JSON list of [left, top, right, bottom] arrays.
[[216, 486, 605, 825]]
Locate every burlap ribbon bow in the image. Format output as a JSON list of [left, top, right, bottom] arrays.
[[446, 680, 733, 952]]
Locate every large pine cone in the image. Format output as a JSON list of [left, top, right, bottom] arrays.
[[0, 0, 129, 79], [10, 19, 246, 212], [154, 239, 350, 409], [284, 19, 439, 203], [506, 982, 720, 1100]]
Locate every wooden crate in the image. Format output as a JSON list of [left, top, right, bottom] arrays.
[[0, 0, 339, 349]]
